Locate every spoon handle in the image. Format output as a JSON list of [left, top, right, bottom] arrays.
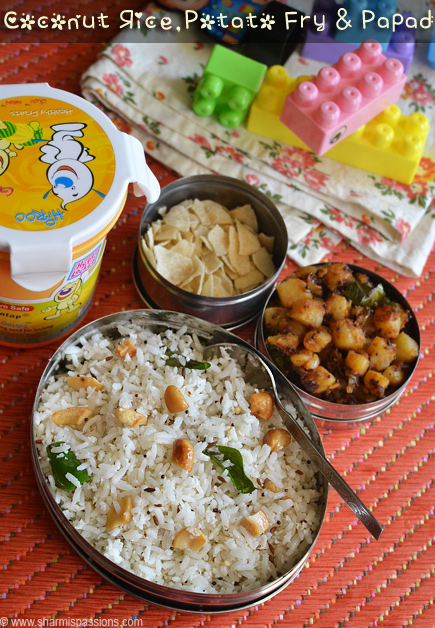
[[270, 366, 383, 541]]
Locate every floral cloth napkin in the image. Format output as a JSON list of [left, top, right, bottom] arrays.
[[81, 8, 435, 276]]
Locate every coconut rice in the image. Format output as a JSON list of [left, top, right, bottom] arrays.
[[34, 323, 321, 594]]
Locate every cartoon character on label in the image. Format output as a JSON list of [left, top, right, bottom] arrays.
[[40, 123, 100, 209], [0, 139, 13, 176], [0, 120, 43, 175], [42, 278, 82, 320]]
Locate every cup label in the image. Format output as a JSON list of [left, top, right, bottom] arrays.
[[0, 240, 105, 344], [0, 96, 116, 231]]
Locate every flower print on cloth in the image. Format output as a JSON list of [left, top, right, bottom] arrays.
[[188, 134, 212, 151], [395, 218, 412, 242], [111, 44, 133, 68], [303, 170, 329, 191], [245, 174, 260, 186], [403, 74, 435, 112], [81, 29, 435, 277], [373, 157, 435, 208], [216, 145, 245, 164], [355, 224, 385, 247], [288, 226, 342, 266], [102, 73, 124, 96]]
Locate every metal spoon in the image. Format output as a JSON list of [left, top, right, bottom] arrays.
[[203, 342, 383, 541]]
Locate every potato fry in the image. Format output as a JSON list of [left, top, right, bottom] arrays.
[[264, 263, 418, 406]]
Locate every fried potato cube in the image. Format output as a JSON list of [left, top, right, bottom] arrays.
[[264, 307, 287, 331], [277, 277, 312, 309], [303, 327, 332, 353], [364, 370, 390, 397], [367, 336, 397, 371], [373, 305, 402, 339], [345, 350, 370, 377], [292, 265, 319, 279], [305, 273, 323, 298], [290, 349, 320, 370], [266, 333, 299, 355], [277, 317, 307, 342], [105, 496, 133, 531], [289, 298, 325, 329], [383, 364, 406, 387], [240, 509, 270, 537], [325, 293, 351, 321], [393, 332, 419, 363], [324, 263, 353, 290], [51, 407, 93, 426], [300, 366, 338, 395], [330, 319, 366, 350]]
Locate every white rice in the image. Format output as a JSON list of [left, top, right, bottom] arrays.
[[34, 324, 321, 594]]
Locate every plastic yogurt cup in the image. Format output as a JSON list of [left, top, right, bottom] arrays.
[[0, 83, 160, 347]]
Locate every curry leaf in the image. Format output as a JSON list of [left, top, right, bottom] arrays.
[[165, 357, 211, 370], [204, 445, 255, 494], [345, 280, 393, 308], [46, 442, 91, 492]]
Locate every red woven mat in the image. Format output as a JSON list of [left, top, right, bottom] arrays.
[[1, 41, 435, 628]]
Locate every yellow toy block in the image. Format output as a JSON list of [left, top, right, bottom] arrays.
[[247, 66, 430, 185], [328, 107, 430, 184], [246, 66, 308, 151]]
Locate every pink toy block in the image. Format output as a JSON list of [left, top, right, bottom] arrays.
[[280, 41, 406, 156]]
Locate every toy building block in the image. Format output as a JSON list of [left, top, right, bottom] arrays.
[[429, 28, 435, 69], [192, 45, 266, 128], [241, 2, 305, 67], [280, 41, 407, 156], [301, 3, 415, 72], [248, 66, 429, 184], [334, 0, 397, 50], [300, 0, 344, 64], [246, 66, 311, 147], [328, 105, 429, 184], [386, 14, 416, 73]]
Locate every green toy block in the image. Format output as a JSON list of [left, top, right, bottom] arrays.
[[192, 45, 267, 129]]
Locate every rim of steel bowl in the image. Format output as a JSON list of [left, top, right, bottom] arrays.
[[136, 174, 288, 329], [256, 263, 420, 430], [31, 310, 328, 614]]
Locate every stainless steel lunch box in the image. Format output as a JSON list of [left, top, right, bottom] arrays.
[[31, 310, 327, 613], [134, 175, 288, 329], [256, 264, 420, 429]]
